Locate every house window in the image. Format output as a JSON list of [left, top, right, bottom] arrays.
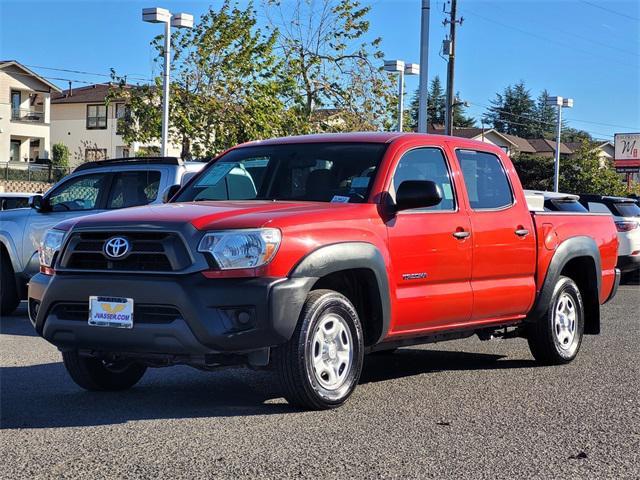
[[10, 91, 21, 119], [86, 104, 107, 129], [85, 148, 108, 161], [115, 103, 128, 135]]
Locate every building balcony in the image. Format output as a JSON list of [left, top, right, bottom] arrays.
[[11, 107, 45, 123]]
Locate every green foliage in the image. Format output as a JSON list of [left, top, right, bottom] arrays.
[[51, 143, 69, 168], [407, 76, 473, 130], [266, 0, 394, 132], [532, 89, 556, 138], [559, 141, 626, 196], [561, 127, 592, 143], [511, 153, 554, 191], [111, 0, 290, 158], [483, 81, 537, 138]]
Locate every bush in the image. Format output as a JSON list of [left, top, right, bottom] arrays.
[[52, 143, 70, 168]]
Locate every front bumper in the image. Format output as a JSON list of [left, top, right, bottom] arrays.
[[28, 272, 314, 356]]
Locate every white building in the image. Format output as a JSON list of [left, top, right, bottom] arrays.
[[0, 60, 61, 162], [51, 83, 180, 166]]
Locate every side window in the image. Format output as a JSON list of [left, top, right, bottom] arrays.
[[48, 174, 108, 212], [587, 202, 612, 214], [456, 149, 513, 210], [391, 148, 455, 211], [107, 171, 162, 209]]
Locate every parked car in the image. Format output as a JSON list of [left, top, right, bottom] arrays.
[[524, 190, 588, 213], [28, 133, 619, 410], [0, 192, 32, 211], [0, 157, 205, 314], [578, 194, 640, 273]]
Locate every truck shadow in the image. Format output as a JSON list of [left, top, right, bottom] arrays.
[[0, 304, 37, 337], [0, 348, 535, 430]]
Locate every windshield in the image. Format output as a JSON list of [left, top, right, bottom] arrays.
[[613, 202, 640, 217], [175, 142, 387, 203]]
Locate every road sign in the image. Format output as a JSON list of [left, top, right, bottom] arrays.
[[615, 133, 640, 161]]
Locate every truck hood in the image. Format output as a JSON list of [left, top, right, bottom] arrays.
[[55, 200, 376, 231]]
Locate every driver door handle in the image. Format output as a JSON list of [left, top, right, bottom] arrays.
[[453, 230, 471, 239], [515, 228, 530, 237]]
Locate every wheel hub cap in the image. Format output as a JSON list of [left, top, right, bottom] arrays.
[[310, 313, 353, 390], [554, 292, 577, 350]]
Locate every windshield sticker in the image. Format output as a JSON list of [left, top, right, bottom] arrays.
[[442, 183, 453, 200], [195, 162, 238, 187], [331, 195, 351, 203], [351, 177, 370, 189]]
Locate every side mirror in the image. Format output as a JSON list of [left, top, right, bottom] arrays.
[[29, 194, 47, 212], [395, 180, 442, 211], [162, 184, 181, 203]]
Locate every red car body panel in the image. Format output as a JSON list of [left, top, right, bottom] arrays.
[[53, 133, 619, 342]]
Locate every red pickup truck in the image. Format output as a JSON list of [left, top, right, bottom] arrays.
[[28, 133, 620, 409]]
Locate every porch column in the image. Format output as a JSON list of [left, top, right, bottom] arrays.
[[44, 94, 51, 124]]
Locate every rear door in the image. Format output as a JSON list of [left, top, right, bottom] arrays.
[[454, 148, 536, 321], [386, 146, 473, 333]]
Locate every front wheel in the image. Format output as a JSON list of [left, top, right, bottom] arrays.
[[527, 276, 584, 365], [0, 249, 20, 316], [62, 351, 147, 391], [273, 289, 364, 410]]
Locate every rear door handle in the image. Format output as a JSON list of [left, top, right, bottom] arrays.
[[515, 228, 530, 237], [453, 231, 471, 239]]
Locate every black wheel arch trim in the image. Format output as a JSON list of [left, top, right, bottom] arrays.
[[288, 242, 391, 344], [529, 235, 602, 335]]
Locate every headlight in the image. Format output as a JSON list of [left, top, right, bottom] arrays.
[[198, 228, 281, 270], [39, 229, 65, 269]]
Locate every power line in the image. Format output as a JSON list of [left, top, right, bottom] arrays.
[[463, 8, 638, 69], [24, 64, 153, 83], [578, 0, 640, 22]]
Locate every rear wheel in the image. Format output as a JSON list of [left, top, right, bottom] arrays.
[[528, 276, 584, 365], [273, 289, 364, 410], [62, 351, 147, 391], [0, 248, 20, 316]]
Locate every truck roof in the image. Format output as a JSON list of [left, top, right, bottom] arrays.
[[73, 156, 207, 173], [237, 132, 494, 149]]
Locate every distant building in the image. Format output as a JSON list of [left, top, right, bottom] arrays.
[[50, 83, 181, 166], [0, 60, 61, 162]]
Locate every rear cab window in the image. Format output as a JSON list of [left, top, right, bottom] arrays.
[[456, 149, 513, 210], [613, 202, 640, 218]]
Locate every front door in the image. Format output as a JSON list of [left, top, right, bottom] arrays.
[[455, 148, 536, 321], [386, 147, 473, 334]]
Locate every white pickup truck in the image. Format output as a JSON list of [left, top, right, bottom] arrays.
[[0, 157, 204, 314]]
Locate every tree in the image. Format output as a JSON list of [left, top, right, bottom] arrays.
[[511, 153, 554, 191], [111, 1, 291, 158], [452, 91, 475, 128], [265, 0, 395, 132], [483, 81, 536, 138], [561, 127, 592, 143], [51, 143, 69, 168], [559, 140, 626, 196], [533, 89, 556, 138], [407, 76, 446, 130]]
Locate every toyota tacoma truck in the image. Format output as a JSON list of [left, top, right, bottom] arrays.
[[28, 133, 620, 410]]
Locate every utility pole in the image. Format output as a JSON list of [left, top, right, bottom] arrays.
[[417, 0, 431, 133], [443, 0, 462, 136]]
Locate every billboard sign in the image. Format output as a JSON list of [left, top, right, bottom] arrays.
[[615, 133, 640, 161]]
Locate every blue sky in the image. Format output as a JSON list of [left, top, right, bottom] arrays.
[[1, 0, 638, 140]]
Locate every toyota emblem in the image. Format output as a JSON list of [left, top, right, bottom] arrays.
[[104, 236, 130, 259]]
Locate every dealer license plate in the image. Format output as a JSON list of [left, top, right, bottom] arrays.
[[88, 296, 134, 329]]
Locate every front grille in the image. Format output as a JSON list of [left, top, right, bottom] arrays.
[[51, 303, 182, 324], [59, 231, 190, 272]]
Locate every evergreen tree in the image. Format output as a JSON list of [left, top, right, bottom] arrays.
[[483, 81, 536, 138], [452, 91, 475, 128], [407, 75, 446, 130], [533, 89, 557, 138]]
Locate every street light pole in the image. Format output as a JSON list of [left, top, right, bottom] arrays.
[[417, 0, 431, 133], [384, 60, 420, 133], [397, 67, 404, 132], [142, 8, 193, 157], [547, 95, 574, 192]]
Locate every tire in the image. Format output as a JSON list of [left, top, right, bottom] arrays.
[[528, 276, 584, 365], [62, 350, 147, 391], [0, 248, 20, 316], [273, 289, 364, 410]]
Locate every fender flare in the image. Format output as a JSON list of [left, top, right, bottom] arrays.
[[529, 236, 601, 333], [289, 242, 391, 344]]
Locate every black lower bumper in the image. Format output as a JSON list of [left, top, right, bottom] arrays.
[[617, 254, 640, 273], [28, 272, 315, 356]]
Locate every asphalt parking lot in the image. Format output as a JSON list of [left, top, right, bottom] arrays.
[[1, 280, 638, 479]]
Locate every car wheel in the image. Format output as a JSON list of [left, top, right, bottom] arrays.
[[62, 351, 147, 391], [273, 289, 364, 410], [528, 276, 584, 365], [0, 248, 20, 316]]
